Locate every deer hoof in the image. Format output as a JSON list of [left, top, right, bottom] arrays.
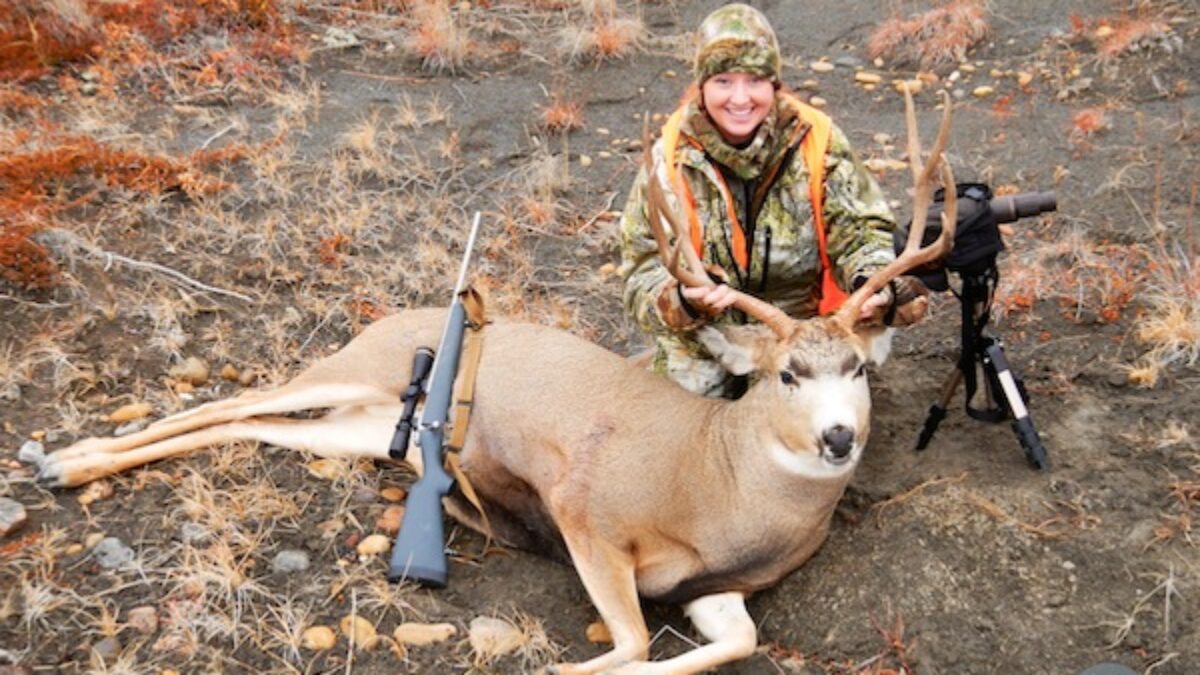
[[35, 458, 65, 487]]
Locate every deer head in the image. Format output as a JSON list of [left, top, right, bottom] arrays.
[[643, 89, 957, 471]]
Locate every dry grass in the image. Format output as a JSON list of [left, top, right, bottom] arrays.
[[867, 0, 989, 69]]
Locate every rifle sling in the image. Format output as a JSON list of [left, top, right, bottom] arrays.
[[445, 287, 495, 549]]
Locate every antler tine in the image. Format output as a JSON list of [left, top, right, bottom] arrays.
[[640, 115, 794, 338], [836, 90, 957, 329]]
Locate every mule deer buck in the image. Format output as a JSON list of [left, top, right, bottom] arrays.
[[33, 91, 955, 674]]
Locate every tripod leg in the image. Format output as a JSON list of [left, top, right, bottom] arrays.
[[982, 343, 1049, 470], [916, 367, 963, 451]]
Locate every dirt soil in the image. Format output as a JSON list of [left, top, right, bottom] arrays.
[[1, 1, 1198, 673]]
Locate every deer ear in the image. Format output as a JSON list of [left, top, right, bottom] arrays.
[[854, 325, 895, 366], [696, 324, 777, 376]]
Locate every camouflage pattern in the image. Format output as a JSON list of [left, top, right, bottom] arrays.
[[694, 3, 781, 83], [618, 96, 896, 397]]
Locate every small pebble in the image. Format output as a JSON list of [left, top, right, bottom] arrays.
[[468, 616, 524, 660], [380, 487, 406, 502], [356, 534, 391, 556], [272, 549, 311, 573], [340, 615, 378, 649], [114, 420, 148, 437], [18, 440, 45, 464], [107, 403, 152, 424], [586, 620, 612, 644], [579, 155, 593, 167], [91, 636, 121, 662], [376, 505, 405, 534], [93, 537, 135, 570], [0, 497, 28, 537], [393, 622, 457, 646], [810, 61, 835, 73], [126, 606, 158, 634], [302, 625, 337, 651], [972, 85, 995, 98]]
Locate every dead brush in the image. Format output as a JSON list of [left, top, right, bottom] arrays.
[[1068, 10, 1183, 65], [1126, 173, 1198, 388], [407, 0, 473, 73], [540, 94, 586, 133], [556, 2, 644, 62], [867, 0, 989, 69]]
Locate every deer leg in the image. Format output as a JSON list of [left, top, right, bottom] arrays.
[[605, 592, 756, 675], [45, 383, 393, 464], [549, 535, 649, 675], [39, 404, 401, 488]]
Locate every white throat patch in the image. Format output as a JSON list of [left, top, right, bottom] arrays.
[[768, 441, 859, 479]]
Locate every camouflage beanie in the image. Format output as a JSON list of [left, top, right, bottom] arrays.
[[693, 3, 781, 84]]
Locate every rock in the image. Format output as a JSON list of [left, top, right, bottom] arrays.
[[126, 606, 158, 634], [0, 497, 28, 537], [272, 549, 310, 573], [17, 440, 44, 464], [114, 420, 148, 437], [854, 72, 882, 85], [93, 537, 135, 569], [237, 369, 259, 386], [586, 620, 612, 644], [393, 622, 457, 646], [356, 534, 391, 557], [375, 505, 405, 534], [380, 487, 406, 502], [468, 616, 523, 660], [29, 430, 45, 441], [578, 155, 593, 167], [91, 636, 121, 662], [833, 56, 862, 68], [174, 357, 210, 385], [322, 27, 361, 50], [306, 459, 347, 481], [80, 82, 99, 97], [107, 403, 152, 424], [810, 61, 835, 73], [809, 96, 827, 108], [339, 615, 378, 648], [893, 79, 923, 94], [971, 85, 995, 98], [353, 486, 377, 504], [179, 522, 209, 544], [1017, 71, 1034, 87], [85, 532, 106, 548], [302, 625, 337, 651], [219, 364, 239, 381]]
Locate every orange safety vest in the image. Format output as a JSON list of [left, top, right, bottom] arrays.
[[660, 92, 848, 315]]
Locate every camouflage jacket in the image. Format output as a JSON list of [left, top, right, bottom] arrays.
[[619, 96, 896, 379]]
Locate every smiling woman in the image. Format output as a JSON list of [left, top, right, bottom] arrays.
[[619, 3, 934, 398]]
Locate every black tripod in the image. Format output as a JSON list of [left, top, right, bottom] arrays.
[[914, 265, 1049, 470]]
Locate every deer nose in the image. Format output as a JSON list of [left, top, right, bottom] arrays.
[[821, 425, 855, 460]]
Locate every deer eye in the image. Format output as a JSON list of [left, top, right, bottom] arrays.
[[854, 363, 867, 379], [780, 370, 797, 386]]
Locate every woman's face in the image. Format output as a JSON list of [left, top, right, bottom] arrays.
[[701, 71, 775, 145]]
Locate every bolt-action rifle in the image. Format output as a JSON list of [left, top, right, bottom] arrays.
[[387, 213, 482, 586]]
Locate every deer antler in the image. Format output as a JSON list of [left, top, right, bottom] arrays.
[[640, 116, 795, 339], [835, 89, 958, 329]]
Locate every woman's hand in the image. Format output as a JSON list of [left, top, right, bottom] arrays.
[[681, 284, 739, 316], [858, 289, 891, 322]]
